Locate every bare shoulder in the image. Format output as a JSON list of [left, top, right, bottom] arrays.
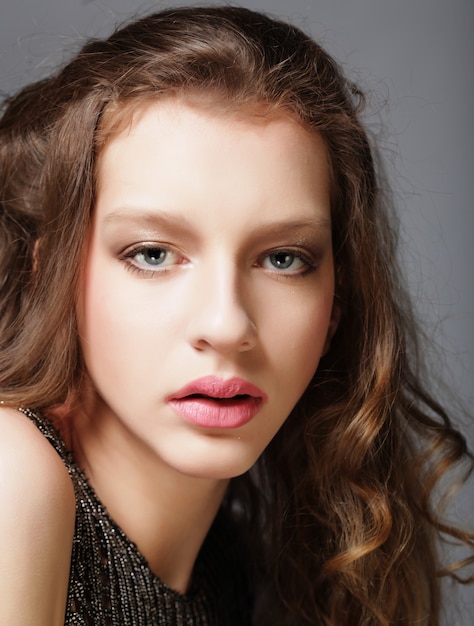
[[0, 406, 75, 625], [0, 406, 75, 503]]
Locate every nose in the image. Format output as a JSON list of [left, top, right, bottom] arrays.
[[186, 264, 257, 355]]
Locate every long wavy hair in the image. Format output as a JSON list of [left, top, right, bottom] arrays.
[[0, 6, 472, 624]]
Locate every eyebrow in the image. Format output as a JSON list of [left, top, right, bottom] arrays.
[[104, 209, 193, 232], [102, 208, 331, 235]]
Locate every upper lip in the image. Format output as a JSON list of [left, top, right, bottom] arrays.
[[169, 375, 268, 401]]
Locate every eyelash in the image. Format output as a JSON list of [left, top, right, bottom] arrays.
[[120, 244, 183, 277], [120, 244, 319, 278], [255, 248, 318, 277]]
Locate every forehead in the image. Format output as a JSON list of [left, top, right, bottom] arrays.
[[92, 98, 332, 242], [96, 93, 313, 151], [96, 96, 329, 176]]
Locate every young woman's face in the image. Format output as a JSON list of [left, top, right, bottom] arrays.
[[77, 100, 336, 480]]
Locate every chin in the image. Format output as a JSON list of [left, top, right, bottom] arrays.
[[173, 449, 260, 481]]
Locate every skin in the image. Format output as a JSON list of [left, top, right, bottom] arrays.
[[0, 98, 338, 615], [0, 407, 75, 625], [73, 99, 337, 591]]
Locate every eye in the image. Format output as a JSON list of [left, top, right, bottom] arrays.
[[259, 249, 316, 275], [121, 244, 183, 275], [263, 251, 304, 271], [134, 247, 174, 267]]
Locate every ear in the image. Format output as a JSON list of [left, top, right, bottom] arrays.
[[322, 298, 341, 356]]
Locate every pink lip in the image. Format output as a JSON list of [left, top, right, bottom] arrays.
[[167, 375, 268, 429]]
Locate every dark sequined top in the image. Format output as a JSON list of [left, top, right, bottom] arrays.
[[20, 408, 252, 626]]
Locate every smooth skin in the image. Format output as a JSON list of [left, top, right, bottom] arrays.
[[0, 407, 75, 625], [0, 99, 337, 621]]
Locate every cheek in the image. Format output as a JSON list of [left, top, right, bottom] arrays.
[[80, 256, 159, 342], [288, 310, 332, 386], [77, 263, 189, 400], [259, 290, 335, 409], [77, 260, 142, 381], [263, 285, 334, 362]]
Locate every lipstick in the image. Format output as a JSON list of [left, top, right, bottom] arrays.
[[168, 376, 268, 429]]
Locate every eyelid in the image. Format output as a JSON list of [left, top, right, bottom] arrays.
[[118, 241, 323, 278], [255, 246, 319, 276], [120, 242, 185, 276]]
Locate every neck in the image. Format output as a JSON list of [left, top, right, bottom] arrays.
[[58, 402, 229, 594]]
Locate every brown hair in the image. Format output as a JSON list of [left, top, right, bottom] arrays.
[[0, 6, 472, 624]]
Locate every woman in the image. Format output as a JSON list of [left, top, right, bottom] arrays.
[[0, 6, 472, 625]]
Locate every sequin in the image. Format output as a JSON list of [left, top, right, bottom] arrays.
[[20, 408, 252, 625]]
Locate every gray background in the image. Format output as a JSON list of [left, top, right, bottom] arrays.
[[1, 0, 472, 622]]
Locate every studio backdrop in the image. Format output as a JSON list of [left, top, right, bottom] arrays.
[[1, 1, 473, 622]]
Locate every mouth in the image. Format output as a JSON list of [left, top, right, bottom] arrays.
[[168, 376, 267, 429], [186, 392, 252, 402]]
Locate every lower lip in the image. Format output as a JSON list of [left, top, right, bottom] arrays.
[[168, 396, 264, 429]]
